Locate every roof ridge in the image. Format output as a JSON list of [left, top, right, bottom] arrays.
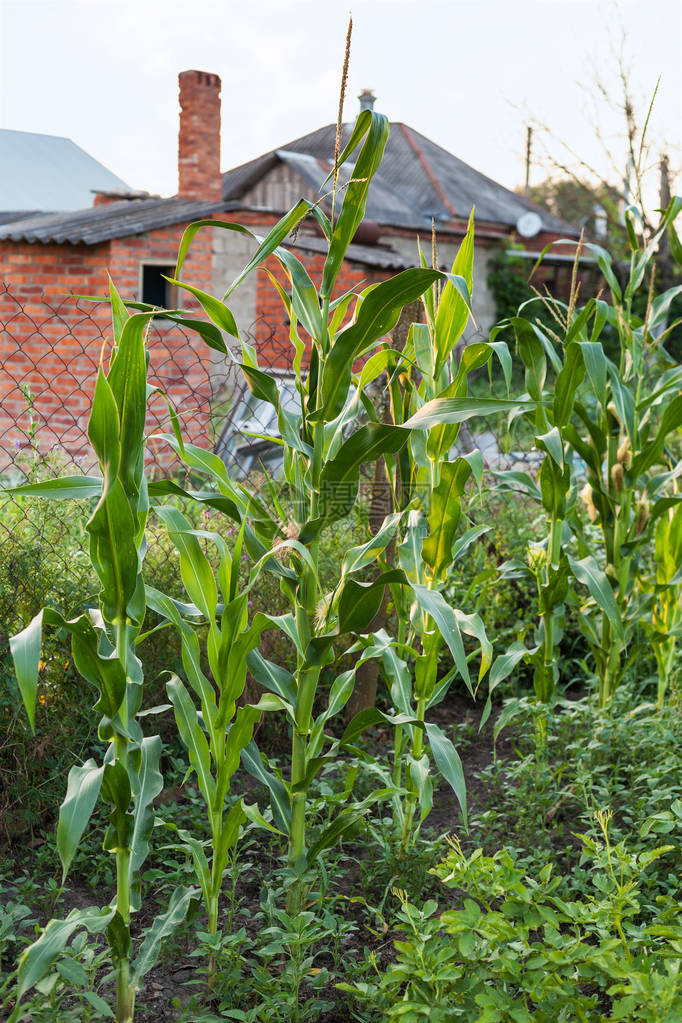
[[398, 124, 457, 219]]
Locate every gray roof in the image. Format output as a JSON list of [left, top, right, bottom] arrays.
[[0, 129, 132, 212], [223, 122, 577, 235], [0, 197, 237, 245], [286, 232, 412, 271], [0, 119, 576, 248]]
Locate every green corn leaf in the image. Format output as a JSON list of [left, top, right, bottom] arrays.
[[434, 209, 475, 376], [578, 341, 607, 407], [127, 736, 164, 913], [487, 339, 513, 391], [306, 809, 368, 866], [165, 278, 239, 337], [9, 609, 44, 732], [148, 480, 241, 524], [156, 506, 218, 623], [320, 108, 373, 187], [339, 707, 423, 748], [272, 246, 323, 340], [413, 322, 434, 379], [341, 511, 404, 576], [319, 423, 409, 524], [451, 524, 490, 564], [454, 609, 492, 680], [167, 675, 216, 807], [109, 277, 129, 344], [16, 906, 115, 1001], [536, 427, 564, 470], [107, 312, 151, 500], [88, 370, 121, 486], [175, 219, 255, 277], [410, 585, 471, 693], [494, 469, 542, 502], [607, 367, 636, 440], [553, 342, 585, 426], [632, 395, 682, 476], [212, 801, 246, 883], [397, 509, 426, 582], [131, 887, 198, 985], [101, 761, 133, 853], [320, 669, 356, 725], [241, 741, 291, 833], [247, 650, 297, 704], [425, 722, 467, 825], [338, 569, 407, 634], [321, 112, 390, 297], [408, 753, 433, 821], [403, 396, 537, 429], [217, 706, 264, 803], [322, 268, 441, 418], [5, 476, 103, 500], [422, 459, 472, 581], [569, 555, 624, 643], [225, 199, 315, 299], [87, 477, 140, 625], [57, 759, 105, 882], [151, 434, 236, 496], [172, 829, 212, 909], [479, 641, 534, 731]]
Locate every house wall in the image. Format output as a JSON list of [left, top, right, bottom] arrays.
[[240, 162, 320, 213], [0, 240, 111, 468], [0, 224, 215, 470]]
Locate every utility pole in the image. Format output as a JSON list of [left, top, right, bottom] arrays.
[[525, 126, 533, 198]]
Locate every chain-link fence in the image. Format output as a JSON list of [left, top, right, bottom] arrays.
[[0, 284, 297, 632], [0, 284, 536, 645]]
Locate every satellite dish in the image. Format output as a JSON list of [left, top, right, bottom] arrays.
[[516, 212, 543, 238]]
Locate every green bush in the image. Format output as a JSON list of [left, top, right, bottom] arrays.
[[347, 822, 682, 1022]]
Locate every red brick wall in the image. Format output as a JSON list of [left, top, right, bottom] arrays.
[[0, 224, 215, 470]]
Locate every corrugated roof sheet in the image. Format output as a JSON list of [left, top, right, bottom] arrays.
[[0, 130, 132, 212], [0, 197, 237, 245], [223, 121, 577, 235]]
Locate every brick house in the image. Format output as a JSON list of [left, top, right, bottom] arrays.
[[0, 70, 576, 469]]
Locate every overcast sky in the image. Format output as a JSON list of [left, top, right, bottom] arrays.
[[0, 0, 680, 204]]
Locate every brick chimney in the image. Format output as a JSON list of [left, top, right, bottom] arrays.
[[178, 70, 222, 201]]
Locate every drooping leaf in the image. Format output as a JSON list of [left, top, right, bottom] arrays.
[[57, 759, 105, 881], [131, 887, 198, 984], [569, 555, 624, 643], [422, 459, 472, 581], [319, 423, 409, 524], [425, 722, 467, 824], [403, 396, 537, 430]]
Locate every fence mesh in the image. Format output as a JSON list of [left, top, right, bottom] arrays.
[[0, 284, 532, 645]]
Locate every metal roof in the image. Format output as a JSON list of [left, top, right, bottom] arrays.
[[223, 122, 577, 235], [0, 129, 132, 212], [0, 197, 237, 245]]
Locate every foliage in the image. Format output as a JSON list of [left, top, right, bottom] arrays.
[[6, 291, 197, 1023], [494, 196, 682, 710], [346, 820, 682, 1022]]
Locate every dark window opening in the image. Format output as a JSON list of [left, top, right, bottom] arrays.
[[140, 264, 176, 310]]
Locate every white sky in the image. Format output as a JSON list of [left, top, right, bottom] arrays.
[[0, 0, 680, 204]]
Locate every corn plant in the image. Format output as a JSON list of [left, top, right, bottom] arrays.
[[496, 197, 682, 709], [145, 509, 282, 988], [349, 221, 539, 852], [144, 88, 544, 911], [647, 502, 682, 707], [6, 288, 196, 1023]]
